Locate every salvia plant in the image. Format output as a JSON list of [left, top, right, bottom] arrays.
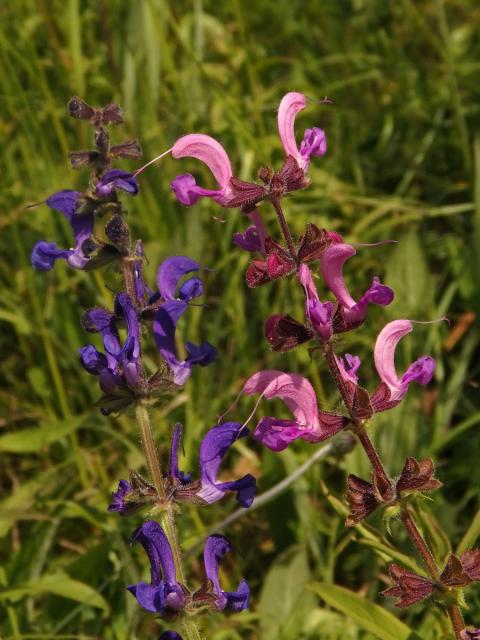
[[31, 93, 479, 639]]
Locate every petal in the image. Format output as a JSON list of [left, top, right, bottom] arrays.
[[115, 293, 141, 360], [131, 521, 177, 587], [203, 534, 249, 611], [30, 241, 72, 271], [321, 243, 358, 310], [172, 134, 233, 190], [185, 341, 218, 367], [108, 479, 132, 514], [171, 173, 227, 206], [153, 300, 191, 385], [401, 355, 435, 386], [252, 417, 313, 452], [197, 422, 256, 507], [336, 353, 361, 385], [169, 423, 183, 480], [299, 127, 327, 161], [178, 277, 203, 301], [233, 225, 264, 253], [224, 579, 250, 612], [46, 190, 81, 220], [157, 256, 201, 301], [374, 320, 412, 401], [159, 633, 183, 640], [243, 370, 320, 431], [299, 264, 334, 340], [277, 92, 307, 168], [96, 169, 139, 197], [127, 581, 164, 613]]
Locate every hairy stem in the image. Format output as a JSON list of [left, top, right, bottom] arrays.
[[272, 198, 297, 261], [323, 341, 464, 638]]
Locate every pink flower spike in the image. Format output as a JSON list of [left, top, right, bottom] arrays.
[[243, 370, 345, 451], [171, 134, 234, 206], [321, 243, 393, 326], [374, 320, 435, 404]]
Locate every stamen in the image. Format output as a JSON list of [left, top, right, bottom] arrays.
[[134, 147, 173, 176], [411, 317, 450, 327], [353, 240, 398, 248]]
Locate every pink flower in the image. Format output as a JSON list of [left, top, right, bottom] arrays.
[[371, 320, 435, 411], [242, 370, 346, 451], [321, 243, 394, 331], [171, 92, 327, 208], [298, 264, 335, 341]]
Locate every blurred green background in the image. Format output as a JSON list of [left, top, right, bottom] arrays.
[[1, 0, 480, 638]]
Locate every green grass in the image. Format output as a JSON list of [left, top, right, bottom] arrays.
[[1, 0, 480, 638]]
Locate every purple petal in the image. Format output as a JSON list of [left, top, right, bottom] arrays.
[[185, 341, 217, 367], [233, 225, 264, 253], [131, 521, 177, 587], [321, 243, 358, 310], [171, 173, 227, 206], [203, 535, 249, 611], [299, 264, 334, 340], [46, 190, 81, 220], [127, 582, 164, 613], [96, 169, 139, 197], [336, 353, 361, 385], [401, 355, 435, 386], [299, 127, 327, 163], [197, 422, 256, 507], [157, 256, 201, 301], [153, 300, 191, 385], [159, 633, 183, 640], [169, 423, 183, 480], [115, 293, 141, 360], [252, 417, 313, 452], [30, 241, 72, 271], [277, 92, 307, 169], [178, 277, 203, 301], [108, 479, 132, 514]]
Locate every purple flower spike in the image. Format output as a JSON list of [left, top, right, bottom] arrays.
[[197, 422, 256, 508], [278, 92, 327, 172], [108, 479, 133, 515], [321, 243, 393, 328], [171, 134, 234, 206], [31, 190, 93, 271], [96, 169, 139, 198], [128, 521, 185, 615], [372, 320, 435, 410], [243, 370, 346, 451], [203, 535, 250, 611]]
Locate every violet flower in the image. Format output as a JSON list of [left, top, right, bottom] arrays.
[[233, 209, 268, 255], [128, 521, 185, 614], [203, 535, 250, 611], [171, 92, 326, 208], [31, 190, 93, 271], [243, 370, 347, 451], [153, 256, 217, 385], [79, 292, 142, 412], [169, 422, 256, 508], [298, 264, 335, 341], [321, 243, 394, 331], [461, 630, 480, 639], [371, 320, 435, 411], [108, 479, 132, 514], [95, 169, 139, 198]]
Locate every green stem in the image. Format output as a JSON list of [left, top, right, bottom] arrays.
[[135, 402, 203, 639]]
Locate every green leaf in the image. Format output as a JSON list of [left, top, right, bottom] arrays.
[[0, 415, 88, 453], [0, 572, 109, 615], [309, 582, 425, 640]]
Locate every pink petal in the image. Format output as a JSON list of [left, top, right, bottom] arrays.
[[374, 320, 413, 402], [172, 134, 233, 191], [321, 243, 357, 310], [243, 370, 320, 430], [277, 92, 307, 169]]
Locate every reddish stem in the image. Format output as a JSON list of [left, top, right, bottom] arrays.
[[272, 198, 297, 261]]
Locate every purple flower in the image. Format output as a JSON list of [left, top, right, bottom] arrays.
[[153, 256, 217, 385], [321, 243, 394, 331], [159, 633, 182, 640], [371, 320, 435, 411], [31, 190, 93, 271], [461, 630, 480, 639], [298, 264, 334, 341], [203, 535, 250, 611], [108, 479, 133, 514], [383, 564, 435, 608], [95, 169, 139, 198], [243, 370, 347, 452], [336, 353, 362, 385], [128, 521, 185, 614], [169, 423, 256, 508], [233, 209, 268, 255], [79, 293, 142, 412]]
